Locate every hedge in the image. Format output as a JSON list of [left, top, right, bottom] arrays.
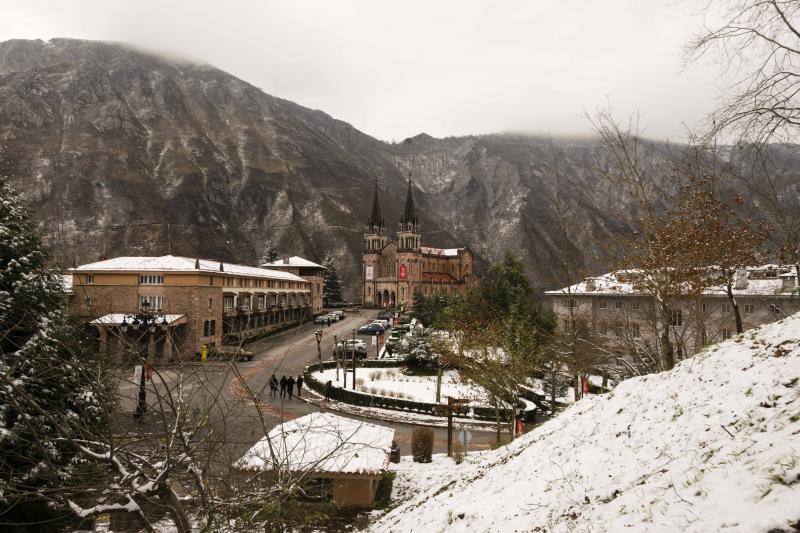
[[303, 361, 518, 421]]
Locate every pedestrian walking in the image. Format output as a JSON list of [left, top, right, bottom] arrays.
[[269, 374, 278, 397], [324, 380, 332, 401], [287, 376, 296, 400], [296, 375, 304, 397], [326, 316, 331, 327], [279, 375, 287, 398]]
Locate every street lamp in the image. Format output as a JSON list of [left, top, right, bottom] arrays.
[[130, 300, 161, 421], [315, 329, 323, 364]]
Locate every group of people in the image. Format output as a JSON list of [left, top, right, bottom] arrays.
[[269, 374, 304, 399]]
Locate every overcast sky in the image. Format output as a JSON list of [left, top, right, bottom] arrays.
[[1, 0, 725, 141]]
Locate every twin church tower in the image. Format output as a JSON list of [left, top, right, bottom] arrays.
[[362, 180, 476, 308]]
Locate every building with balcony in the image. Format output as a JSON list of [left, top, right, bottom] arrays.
[[69, 255, 312, 360], [545, 265, 799, 363], [260, 256, 325, 314]]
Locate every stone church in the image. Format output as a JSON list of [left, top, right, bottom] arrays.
[[362, 181, 477, 308]]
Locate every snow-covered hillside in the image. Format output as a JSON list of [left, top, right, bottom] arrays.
[[372, 313, 800, 532]]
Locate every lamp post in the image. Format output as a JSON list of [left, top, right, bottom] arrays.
[[125, 301, 168, 421], [315, 329, 323, 364]]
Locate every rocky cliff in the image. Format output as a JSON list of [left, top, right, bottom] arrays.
[[1, 39, 795, 296]]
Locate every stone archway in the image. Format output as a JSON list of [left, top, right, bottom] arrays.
[[376, 291, 382, 308], [383, 289, 390, 308], [390, 291, 396, 307]]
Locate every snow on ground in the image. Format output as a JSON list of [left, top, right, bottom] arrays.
[[370, 313, 800, 532], [313, 367, 489, 406]]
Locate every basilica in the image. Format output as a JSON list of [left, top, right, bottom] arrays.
[[362, 181, 477, 308]]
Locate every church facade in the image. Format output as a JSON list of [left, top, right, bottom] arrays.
[[362, 181, 477, 308]]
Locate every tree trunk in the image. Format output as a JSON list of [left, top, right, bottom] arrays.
[[494, 397, 501, 443], [727, 281, 743, 334], [435, 366, 443, 403], [573, 373, 580, 401], [550, 364, 557, 413], [660, 303, 675, 370]]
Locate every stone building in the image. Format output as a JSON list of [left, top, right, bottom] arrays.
[[260, 256, 326, 315], [545, 265, 799, 361], [362, 181, 477, 308], [69, 255, 312, 360]]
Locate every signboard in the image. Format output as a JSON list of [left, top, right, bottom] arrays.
[[399, 264, 408, 280], [366, 265, 374, 280], [371, 335, 377, 346], [133, 364, 143, 383], [458, 429, 472, 447]]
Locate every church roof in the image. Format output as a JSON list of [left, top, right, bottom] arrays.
[[401, 179, 418, 226], [368, 181, 385, 231]]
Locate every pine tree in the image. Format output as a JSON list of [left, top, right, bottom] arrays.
[[321, 253, 343, 305], [0, 176, 108, 528], [262, 242, 279, 264]]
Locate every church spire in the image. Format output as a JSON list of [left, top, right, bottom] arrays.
[[401, 178, 418, 227], [367, 180, 384, 232]]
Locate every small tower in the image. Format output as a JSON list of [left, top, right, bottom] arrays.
[[364, 181, 387, 253], [397, 179, 421, 252]]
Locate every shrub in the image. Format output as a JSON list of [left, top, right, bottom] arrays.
[[379, 388, 387, 396], [373, 471, 396, 509], [412, 427, 434, 463], [386, 370, 397, 379], [388, 390, 396, 398], [369, 386, 377, 395], [356, 378, 365, 387]]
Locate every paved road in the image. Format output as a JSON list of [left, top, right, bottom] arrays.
[[120, 311, 501, 460]]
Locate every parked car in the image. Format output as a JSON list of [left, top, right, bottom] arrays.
[[334, 342, 367, 359], [371, 318, 391, 329], [357, 323, 385, 335], [211, 345, 255, 362], [377, 311, 394, 320], [314, 313, 337, 324], [339, 339, 366, 349], [332, 310, 346, 320]]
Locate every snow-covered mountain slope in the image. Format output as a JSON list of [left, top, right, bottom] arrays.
[[372, 313, 800, 532]]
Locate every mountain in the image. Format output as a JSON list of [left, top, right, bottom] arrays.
[[0, 38, 796, 296], [371, 312, 800, 532]]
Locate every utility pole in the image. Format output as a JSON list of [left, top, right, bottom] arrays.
[[334, 333, 340, 381], [351, 328, 357, 390], [315, 329, 323, 364], [447, 397, 454, 457]]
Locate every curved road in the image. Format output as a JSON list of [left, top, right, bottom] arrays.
[[220, 311, 499, 458]]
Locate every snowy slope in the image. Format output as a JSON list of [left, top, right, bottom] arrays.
[[371, 313, 800, 532]]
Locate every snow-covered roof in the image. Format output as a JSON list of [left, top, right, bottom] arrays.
[[545, 266, 798, 297], [90, 313, 187, 326], [420, 246, 463, 257], [371, 312, 800, 532], [72, 255, 306, 282], [238, 412, 394, 475], [259, 256, 326, 269]]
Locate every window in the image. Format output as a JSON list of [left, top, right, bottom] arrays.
[[210, 320, 216, 336], [632, 301, 640, 311], [598, 300, 607, 309], [722, 303, 730, 313], [209, 276, 214, 285], [139, 275, 165, 285], [86, 274, 94, 284], [769, 304, 782, 315], [701, 303, 707, 313], [139, 295, 164, 311], [209, 298, 213, 309], [670, 309, 683, 327], [599, 322, 608, 335], [632, 323, 640, 338], [566, 298, 577, 308], [224, 295, 235, 310], [614, 301, 623, 310], [722, 328, 731, 340], [203, 320, 210, 337], [744, 304, 754, 314], [84, 297, 92, 308]]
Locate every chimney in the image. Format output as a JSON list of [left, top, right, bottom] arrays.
[[585, 278, 597, 292], [195, 258, 200, 269], [734, 268, 749, 290], [283, 256, 290, 265], [219, 262, 224, 272], [781, 272, 797, 293], [98, 254, 108, 261]]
